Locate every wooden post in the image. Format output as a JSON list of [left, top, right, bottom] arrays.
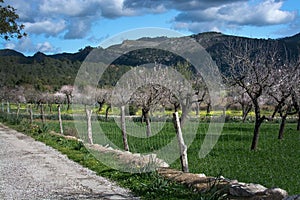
[[57, 104, 63, 135], [85, 106, 93, 144], [121, 105, 129, 151], [6, 101, 10, 113], [29, 104, 33, 124], [173, 111, 189, 172], [16, 103, 20, 118]]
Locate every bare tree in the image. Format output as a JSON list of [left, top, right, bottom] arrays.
[[111, 82, 131, 151], [24, 87, 40, 124], [95, 88, 113, 120], [38, 93, 48, 125], [268, 62, 299, 139], [12, 86, 26, 118], [225, 40, 279, 150], [293, 65, 300, 131], [164, 63, 208, 173], [75, 85, 96, 145], [131, 84, 169, 137], [231, 86, 253, 122], [60, 85, 74, 111]]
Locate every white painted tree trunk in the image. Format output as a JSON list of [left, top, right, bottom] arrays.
[[173, 111, 189, 172], [85, 106, 93, 144], [57, 104, 63, 135], [121, 105, 129, 151]]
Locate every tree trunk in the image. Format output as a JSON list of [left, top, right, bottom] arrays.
[[58, 104, 63, 135], [142, 109, 152, 137], [85, 106, 93, 144], [180, 105, 189, 127], [105, 105, 111, 121], [251, 119, 261, 150], [48, 104, 52, 114], [278, 114, 287, 140], [250, 104, 264, 150], [242, 104, 252, 123], [144, 110, 151, 137], [40, 104, 45, 124], [98, 101, 105, 112], [195, 102, 200, 116], [66, 95, 71, 111], [1, 101, 4, 112], [206, 102, 211, 115], [120, 105, 129, 151], [173, 112, 189, 173], [297, 111, 300, 131]]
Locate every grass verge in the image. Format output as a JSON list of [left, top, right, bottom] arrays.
[[0, 113, 225, 200]]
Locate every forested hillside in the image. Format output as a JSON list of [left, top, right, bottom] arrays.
[[0, 32, 299, 91]]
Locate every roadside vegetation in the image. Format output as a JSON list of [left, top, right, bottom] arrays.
[[0, 107, 299, 196]]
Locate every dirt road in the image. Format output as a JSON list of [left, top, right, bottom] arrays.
[[0, 123, 139, 200]]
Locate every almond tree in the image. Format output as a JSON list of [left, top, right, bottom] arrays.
[[38, 93, 48, 125], [164, 63, 208, 173], [60, 85, 73, 111], [73, 86, 96, 144], [111, 80, 133, 151], [131, 84, 169, 137], [24, 87, 40, 124], [169, 62, 208, 126], [226, 85, 254, 122], [11, 86, 26, 118], [292, 64, 300, 131], [95, 88, 112, 117], [268, 67, 298, 139], [225, 40, 279, 150]]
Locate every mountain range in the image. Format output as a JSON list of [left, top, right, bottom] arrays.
[[0, 32, 299, 91]]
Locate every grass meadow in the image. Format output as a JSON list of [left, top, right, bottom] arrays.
[[1, 104, 299, 196], [38, 117, 300, 195]]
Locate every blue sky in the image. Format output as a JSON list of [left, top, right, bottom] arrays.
[[1, 0, 300, 56]]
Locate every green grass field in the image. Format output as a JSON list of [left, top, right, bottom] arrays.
[[32, 117, 300, 195], [1, 104, 299, 196]]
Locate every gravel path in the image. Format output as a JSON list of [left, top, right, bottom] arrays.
[[0, 123, 139, 200]]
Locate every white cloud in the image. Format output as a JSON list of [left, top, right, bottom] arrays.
[[173, 0, 297, 33], [64, 18, 92, 39], [39, 0, 94, 17], [4, 38, 60, 55], [24, 20, 67, 37], [5, 43, 16, 50], [36, 42, 56, 52], [4, 0, 299, 40]]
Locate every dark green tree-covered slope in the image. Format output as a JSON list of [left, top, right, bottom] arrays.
[[0, 32, 299, 91]]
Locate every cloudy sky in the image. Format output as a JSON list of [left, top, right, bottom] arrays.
[[1, 0, 299, 55]]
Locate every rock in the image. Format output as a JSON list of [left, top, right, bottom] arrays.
[[264, 188, 288, 200], [230, 183, 267, 197], [230, 179, 239, 184], [196, 173, 206, 178], [284, 194, 300, 200]]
